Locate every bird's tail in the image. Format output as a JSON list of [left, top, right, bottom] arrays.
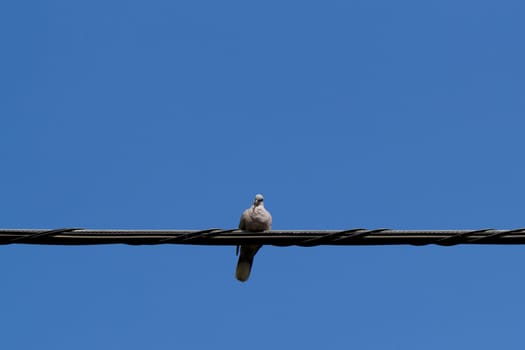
[[235, 245, 261, 282], [235, 258, 253, 282]]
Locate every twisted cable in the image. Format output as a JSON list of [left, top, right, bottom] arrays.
[[2, 228, 525, 246]]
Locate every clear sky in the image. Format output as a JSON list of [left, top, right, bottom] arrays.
[[1, 0, 524, 349]]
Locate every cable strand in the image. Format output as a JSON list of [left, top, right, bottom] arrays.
[[3, 228, 525, 246]]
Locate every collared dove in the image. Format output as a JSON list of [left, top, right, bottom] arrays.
[[236, 194, 272, 282]]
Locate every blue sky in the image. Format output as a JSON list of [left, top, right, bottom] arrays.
[[1, 0, 525, 349]]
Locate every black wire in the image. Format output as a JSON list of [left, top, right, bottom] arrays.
[[434, 229, 494, 246], [157, 229, 238, 244], [7, 228, 81, 244], [295, 229, 365, 247], [2, 228, 525, 246]]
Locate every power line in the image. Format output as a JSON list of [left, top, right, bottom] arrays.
[[1, 228, 525, 246]]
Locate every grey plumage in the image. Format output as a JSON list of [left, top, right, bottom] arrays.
[[236, 194, 272, 282]]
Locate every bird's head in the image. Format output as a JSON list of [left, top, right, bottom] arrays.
[[253, 193, 264, 206]]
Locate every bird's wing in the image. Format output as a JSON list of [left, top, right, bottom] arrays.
[[239, 209, 248, 230], [266, 208, 272, 230]]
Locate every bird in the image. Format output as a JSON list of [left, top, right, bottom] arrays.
[[236, 194, 272, 282]]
